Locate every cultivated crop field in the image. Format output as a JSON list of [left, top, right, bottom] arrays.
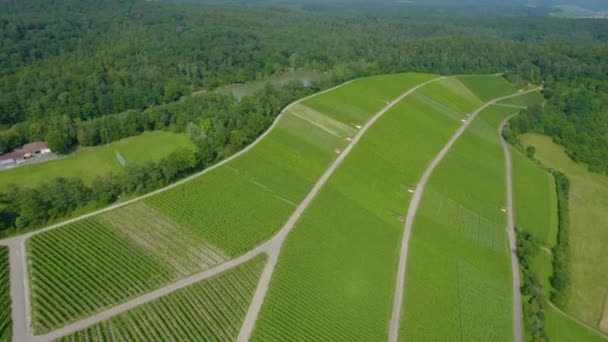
[[0, 247, 10, 341], [0, 131, 194, 190], [251, 76, 501, 340], [498, 90, 544, 107], [60, 255, 267, 341], [25, 73, 432, 335], [401, 104, 517, 341], [302, 73, 435, 125], [457, 75, 516, 102], [416, 77, 482, 114]]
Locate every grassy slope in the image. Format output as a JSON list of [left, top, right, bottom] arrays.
[[457, 75, 517, 102], [252, 78, 472, 341], [401, 104, 516, 341], [26, 73, 431, 333], [417, 77, 482, 114], [521, 133, 608, 334], [0, 131, 194, 190], [59, 255, 267, 342], [498, 90, 545, 107], [510, 147, 558, 246], [302, 73, 435, 125], [0, 247, 10, 341]]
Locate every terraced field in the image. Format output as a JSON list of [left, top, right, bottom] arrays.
[[25, 73, 434, 335], [400, 103, 519, 341], [0, 247, 10, 341], [251, 77, 515, 340], [60, 255, 267, 341]]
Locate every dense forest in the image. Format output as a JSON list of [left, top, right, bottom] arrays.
[[0, 0, 607, 233]]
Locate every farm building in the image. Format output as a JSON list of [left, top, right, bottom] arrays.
[[22, 142, 51, 158], [0, 142, 52, 169]]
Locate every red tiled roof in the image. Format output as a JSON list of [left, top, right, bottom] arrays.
[[0, 150, 23, 161], [22, 141, 48, 152]]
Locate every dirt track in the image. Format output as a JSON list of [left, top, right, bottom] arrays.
[[388, 88, 540, 342]]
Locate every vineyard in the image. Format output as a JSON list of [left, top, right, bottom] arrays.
[[0, 247, 10, 341], [60, 255, 267, 341], [25, 73, 432, 334], [302, 73, 435, 125], [251, 76, 485, 340], [417, 77, 482, 114], [457, 75, 517, 102], [401, 104, 518, 341]]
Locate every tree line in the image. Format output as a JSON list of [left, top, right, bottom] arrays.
[[1, 0, 608, 176], [0, 81, 317, 236]]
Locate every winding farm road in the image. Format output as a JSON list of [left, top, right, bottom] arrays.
[[3, 76, 443, 342], [388, 87, 541, 342], [500, 114, 524, 342], [2, 79, 357, 342], [3, 76, 541, 342], [235, 76, 445, 342]]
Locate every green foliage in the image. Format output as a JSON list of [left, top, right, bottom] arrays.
[[0, 131, 195, 190], [0, 247, 11, 341], [59, 255, 267, 342], [550, 171, 571, 308], [516, 229, 548, 342]]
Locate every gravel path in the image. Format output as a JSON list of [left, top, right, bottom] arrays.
[[388, 88, 540, 342], [500, 114, 524, 342]]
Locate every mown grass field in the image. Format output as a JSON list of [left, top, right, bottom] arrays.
[[26, 73, 431, 333], [0, 247, 10, 341], [0, 131, 194, 190], [60, 255, 267, 342], [251, 77, 488, 341], [510, 147, 557, 246], [521, 133, 608, 333], [401, 104, 517, 341], [457, 75, 517, 102]]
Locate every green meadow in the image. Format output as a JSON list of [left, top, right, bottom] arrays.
[[521, 133, 608, 335], [0, 131, 194, 190]]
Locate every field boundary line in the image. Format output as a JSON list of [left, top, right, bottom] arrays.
[[290, 110, 342, 137], [493, 103, 527, 109], [236, 76, 446, 342], [388, 87, 540, 342]]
